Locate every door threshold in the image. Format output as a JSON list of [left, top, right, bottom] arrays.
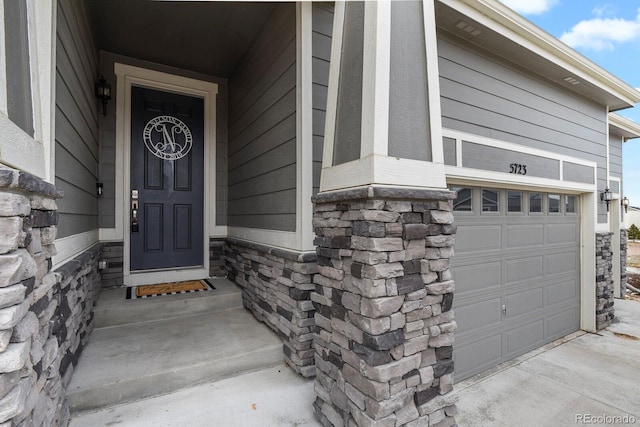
[[124, 267, 209, 286], [130, 265, 205, 274]]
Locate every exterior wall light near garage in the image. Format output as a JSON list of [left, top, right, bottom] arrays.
[[622, 196, 630, 213], [601, 187, 613, 211]]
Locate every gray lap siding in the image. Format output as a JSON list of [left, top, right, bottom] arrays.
[[438, 35, 609, 222]]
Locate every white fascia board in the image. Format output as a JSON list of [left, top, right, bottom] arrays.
[[440, 0, 640, 108], [609, 113, 640, 140]]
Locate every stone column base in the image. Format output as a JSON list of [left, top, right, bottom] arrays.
[[312, 187, 458, 427], [596, 232, 614, 330]]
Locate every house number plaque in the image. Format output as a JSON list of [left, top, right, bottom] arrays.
[[509, 163, 527, 175], [143, 115, 193, 161]]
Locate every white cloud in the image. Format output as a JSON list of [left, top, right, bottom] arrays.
[[499, 0, 557, 15], [592, 4, 617, 18], [560, 8, 640, 51]]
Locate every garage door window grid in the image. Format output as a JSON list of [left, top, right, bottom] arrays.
[[451, 187, 579, 215]]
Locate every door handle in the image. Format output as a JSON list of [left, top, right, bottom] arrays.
[[131, 189, 139, 233]]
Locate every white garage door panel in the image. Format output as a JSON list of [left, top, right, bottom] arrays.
[[505, 287, 544, 318], [506, 224, 544, 248], [452, 187, 580, 381], [453, 261, 501, 294], [505, 256, 544, 283], [505, 319, 544, 356], [546, 251, 578, 276], [455, 298, 502, 336], [546, 280, 578, 306], [547, 222, 579, 244], [454, 225, 502, 252], [546, 306, 579, 337], [455, 334, 502, 379]]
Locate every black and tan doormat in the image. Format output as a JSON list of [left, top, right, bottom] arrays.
[[126, 279, 216, 299]]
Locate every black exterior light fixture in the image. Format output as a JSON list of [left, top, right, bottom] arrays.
[[622, 196, 630, 213], [601, 187, 613, 212], [95, 76, 111, 116]]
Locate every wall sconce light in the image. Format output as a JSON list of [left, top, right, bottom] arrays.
[[601, 187, 613, 212], [95, 76, 111, 116], [622, 196, 630, 213], [96, 182, 103, 197]]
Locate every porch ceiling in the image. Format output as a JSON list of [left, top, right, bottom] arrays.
[[87, 0, 277, 77]]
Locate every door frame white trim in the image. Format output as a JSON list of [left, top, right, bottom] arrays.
[[112, 63, 218, 286]]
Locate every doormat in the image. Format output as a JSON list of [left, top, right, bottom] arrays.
[[126, 279, 215, 299]]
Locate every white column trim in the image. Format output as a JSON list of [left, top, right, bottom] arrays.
[[322, 155, 446, 192], [26, 0, 43, 146], [52, 229, 99, 268], [580, 192, 596, 332], [112, 63, 218, 286], [320, 1, 345, 176], [610, 198, 621, 298], [0, 0, 7, 116], [0, 116, 45, 177], [360, 0, 391, 158], [295, 2, 315, 252], [227, 227, 302, 252], [423, 0, 445, 165], [33, 0, 56, 183]]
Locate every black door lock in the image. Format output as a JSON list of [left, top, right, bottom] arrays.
[[131, 218, 139, 233]]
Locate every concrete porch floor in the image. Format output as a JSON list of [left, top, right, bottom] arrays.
[[69, 297, 640, 426], [66, 279, 287, 416]]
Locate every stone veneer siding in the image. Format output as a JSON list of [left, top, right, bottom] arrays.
[[311, 187, 458, 427], [0, 168, 102, 426], [620, 229, 628, 298], [224, 238, 318, 377], [100, 242, 123, 288], [209, 238, 226, 277], [596, 232, 614, 330]]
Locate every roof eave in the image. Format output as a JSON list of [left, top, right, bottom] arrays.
[[439, 0, 640, 109], [609, 113, 640, 140]]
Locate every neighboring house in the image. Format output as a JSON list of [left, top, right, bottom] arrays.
[[1, 0, 640, 425], [624, 206, 640, 234]]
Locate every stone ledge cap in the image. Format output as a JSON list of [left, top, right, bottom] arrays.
[[312, 186, 456, 204], [0, 168, 63, 199], [226, 238, 317, 263]]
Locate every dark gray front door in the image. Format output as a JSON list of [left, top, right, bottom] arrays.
[[130, 86, 204, 271]]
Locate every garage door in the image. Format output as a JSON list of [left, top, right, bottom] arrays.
[[451, 186, 580, 381]]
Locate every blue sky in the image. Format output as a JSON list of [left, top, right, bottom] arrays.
[[499, 0, 640, 206]]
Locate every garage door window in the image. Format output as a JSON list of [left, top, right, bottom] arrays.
[[566, 195, 577, 213], [482, 189, 499, 212], [507, 191, 522, 213], [452, 187, 473, 211], [549, 194, 561, 213], [530, 193, 543, 213]]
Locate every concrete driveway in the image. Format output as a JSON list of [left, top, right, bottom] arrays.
[[456, 299, 640, 427]]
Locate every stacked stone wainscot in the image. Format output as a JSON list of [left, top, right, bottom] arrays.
[[224, 238, 318, 377], [311, 187, 458, 427], [596, 232, 614, 330], [0, 168, 102, 426]]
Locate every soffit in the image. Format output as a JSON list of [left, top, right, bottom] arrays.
[[87, 0, 277, 78], [609, 113, 640, 140], [435, 0, 640, 112]]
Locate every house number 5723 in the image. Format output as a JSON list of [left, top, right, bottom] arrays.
[[509, 163, 527, 175]]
